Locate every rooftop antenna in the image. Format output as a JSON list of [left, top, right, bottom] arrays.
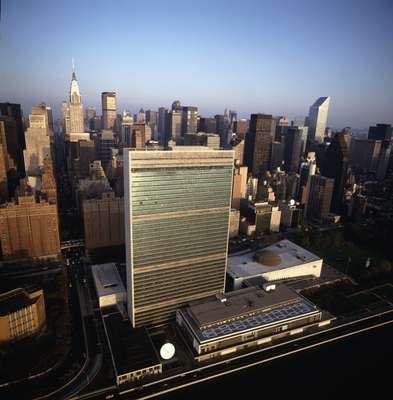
[[72, 57, 76, 79]]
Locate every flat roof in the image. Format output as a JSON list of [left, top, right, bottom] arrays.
[[91, 263, 126, 298], [227, 239, 321, 279], [180, 285, 319, 343], [0, 287, 41, 316], [103, 312, 161, 375]]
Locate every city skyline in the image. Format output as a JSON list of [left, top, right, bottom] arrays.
[[1, 0, 393, 129]]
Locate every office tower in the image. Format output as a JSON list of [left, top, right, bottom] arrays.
[[77, 140, 96, 178], [230, 137, 245, 165], [114, 113, 123, 134], [376, 142, 391, 181], [349, 139, 382, 173], [85, 106, 96, 130], [214, 110, 233, 147], [368, 124, 392, 142], [244, 114, 275, 176], [232, 165, 248, 209], [92, 115, 102, 131], [145, 109, 157, 126], [0, 186, 60, 259], [63, 68, 85, 134], [270, 141, 284, 171], [135, 108, 146, 123], [121, 111, 133, 146], [274, 116, 290, 141], [40, 159, 57, 204], [198, 117, 216, 134], [247, 202, 273, 235], [168, 109, 182, 142], [124, 147, 234, 327], [0, 122, 9, 201], [289, 123, 309, 156], [321, 132, 349, 213], [229, 209, 240, 238], [102, 92, 117, 130], [82, 192, 124, 250], [299, 152, 317, 204], [307, 97, 330, 143], [270, 206, 281, 232], [75, 161, 112, 210], [233, 119, 249, 139], [181, 106, 198, 135], [158, 107, 168, 144], [171, 100, 181, 111], [286, 173, 300, 200], [341, 127, 352, 148], [146, 110, 158, 139], [184, 132, 220, 149], [130, 123, 150, 149], [23, 104, 52, 177], [283, 127, 302, 173], [0, 102, 26, 178], [100, 130, 115, 167], [280, 201, 303, 228], [306, 175, 334, 221]]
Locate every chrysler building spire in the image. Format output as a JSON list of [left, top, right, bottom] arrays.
[[70, 60, 81, 105]]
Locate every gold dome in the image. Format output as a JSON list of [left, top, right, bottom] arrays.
[[254, 250, 282, 267]]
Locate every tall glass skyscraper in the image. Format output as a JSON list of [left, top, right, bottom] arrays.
[[124, 148, 234, 327], [307, 97, 330, 143]]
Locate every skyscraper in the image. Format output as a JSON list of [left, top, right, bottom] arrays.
[[321, 132, 349, 213], [283, 127, 302, 173], [124, 147, 234, 327], [168, 109, 182, 142], [85, 106, 96, 131], [158, 107, 168, 144], [121, 111, 133, 146], [244, 114, 275, 176], [0, 102, 26, 178], [198, 117, 217, 134], [0, 121, 9, 201], [306, 175, 334, 221], [368, 124, 392, 142], [181, 106, 198, 135], [307, 97, 330, 143], [62, 69, 85, 134], [23, 104, 52, 178], [102, 92, 117, 130]]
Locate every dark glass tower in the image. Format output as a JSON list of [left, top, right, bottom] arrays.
[[244, 114, 275, 176], [321, 132, 348, 213]]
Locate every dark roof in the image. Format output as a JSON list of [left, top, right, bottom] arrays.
[[103, 313, 161, 375], [0, 287, 41, 316], [187, 284, 302, 328]]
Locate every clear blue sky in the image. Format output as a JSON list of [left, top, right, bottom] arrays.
[[1, 0, 392, 128]]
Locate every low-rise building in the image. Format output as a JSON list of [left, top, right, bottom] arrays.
[[0, 193, 60, 259], [227, 240, 323, 290], [102, 311, 162, 386], [0, 287, 46, 343], [92, 263, 126, 309], [177, 284, 329, 362]]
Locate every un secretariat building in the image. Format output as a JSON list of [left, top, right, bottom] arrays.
[[124, 147, 234, 327]]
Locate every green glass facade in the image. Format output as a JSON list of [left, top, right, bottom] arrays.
[[125, 149, 234, 327]]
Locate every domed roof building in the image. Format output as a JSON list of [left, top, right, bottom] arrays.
[[227, 239, 323, 290]]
